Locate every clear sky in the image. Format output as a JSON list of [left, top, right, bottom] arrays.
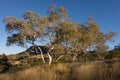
[[0, 0, 120, 54]]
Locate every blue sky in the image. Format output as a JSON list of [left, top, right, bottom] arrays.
[[0, 0, 120, 54]]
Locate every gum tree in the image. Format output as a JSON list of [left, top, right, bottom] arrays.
[[3, 11, 49, 47], [3, 4, 116, 64], [3, 11, 51, 64]]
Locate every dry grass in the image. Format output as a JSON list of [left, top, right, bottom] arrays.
[[0, 60, 120, 80]]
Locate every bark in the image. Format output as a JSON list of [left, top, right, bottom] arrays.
[[56, 55, 64, 62], [72, 55, 76, 62], [47, 45, 55, 65], [38, 47, 46, 64], [47, 52, 52, 65]]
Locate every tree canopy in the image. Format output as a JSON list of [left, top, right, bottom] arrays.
[[3, 11, 50, 47], [3, 4, 116, 54]]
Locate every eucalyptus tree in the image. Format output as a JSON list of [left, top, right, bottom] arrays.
[[56, 17, 116, 62], [46, 4, 70, 61], [3, 4, 116, 64], [77, 19, 116, 60], [93, 31, 116, 59], [47, 5, 116, 62], [56, 21, 82, 61], [47, 4, 67, 44], [3, 11, 51, 64], [3, 11, 49, 47]]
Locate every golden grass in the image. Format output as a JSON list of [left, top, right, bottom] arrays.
[[0, 60, 120, 80]]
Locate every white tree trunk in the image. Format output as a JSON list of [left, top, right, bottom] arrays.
[[47, 52, 52, 65], [47, 45, 55, 65], [38, 47, 45, 64], [72, 56, 76, 62], [56, 55, 64, 62]]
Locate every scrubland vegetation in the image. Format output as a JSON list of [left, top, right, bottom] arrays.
[[0, 59, 120, 80], [0, 49, 120, 80]]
